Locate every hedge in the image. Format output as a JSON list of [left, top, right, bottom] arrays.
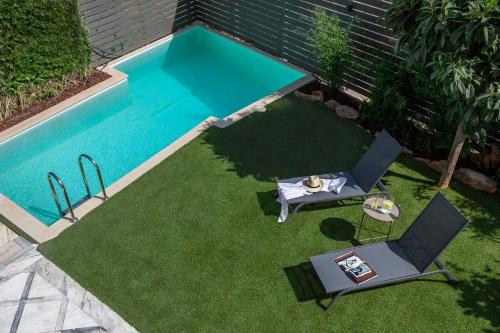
[[0, 0, 91, 116]]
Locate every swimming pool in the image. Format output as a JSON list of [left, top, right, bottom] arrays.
[[0, 25, 306, 226]]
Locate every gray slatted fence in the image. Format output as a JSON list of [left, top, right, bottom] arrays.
[[80, 0, 396, 94], [79, 0, 395, 94], [80, 0, 197, 66], [197, 0, 397, 96], [78, 1, 500, 143]]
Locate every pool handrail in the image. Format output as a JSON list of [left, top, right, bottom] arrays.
[[47, 172, 78, 222], [78, 154, 108, 201]]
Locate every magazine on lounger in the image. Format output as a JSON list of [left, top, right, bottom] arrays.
[[335, 251, 378, 284]]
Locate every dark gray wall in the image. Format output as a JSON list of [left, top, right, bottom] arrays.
[[80, 0, 197, 66], [196, 0, 397, 95]]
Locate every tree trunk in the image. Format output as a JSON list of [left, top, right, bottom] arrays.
[[438, 118, 466, 189]]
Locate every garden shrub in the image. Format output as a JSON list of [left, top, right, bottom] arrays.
[[361, 55, 498, 160], [387, 0, 500, 188], [307, 7, 353, 98], [0, 0, 91, 119], [360, 56, 453, 155], [359, 58, 412, 141]]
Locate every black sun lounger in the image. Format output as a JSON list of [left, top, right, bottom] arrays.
[[309, 193, 468, 310], [277, 130, 402, 221]]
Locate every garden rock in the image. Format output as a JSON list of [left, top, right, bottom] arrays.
[[415, 157, 431, 165], [429, 160, 447, 173], [311, 90, 324, 103], [294, 90, 324, 103], [325, 99, 340, 110], [454, 168, 497, 193], [470, 144, 500, 171], [335, 105, 359, 120], [485, 144, 500, 170], [402, 147, 414, 155]]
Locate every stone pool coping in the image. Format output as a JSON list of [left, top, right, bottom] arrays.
[[0, 22, 314, 243]]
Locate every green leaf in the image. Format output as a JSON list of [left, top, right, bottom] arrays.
[[484, 26, 490, 43]]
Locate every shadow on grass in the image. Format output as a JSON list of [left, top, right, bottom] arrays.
[[447, 262, 500, 332], [320, 218, 360, 244], [384, 168, 436, 201], [201, 96, 370, 183], [256, 191, 280, 217], [450, 194, 500, 243], [202, 95, 500, 239], [397, 155, 500, 239], [283, 262, 326, 303]]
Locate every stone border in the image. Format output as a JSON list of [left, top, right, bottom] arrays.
[[0, 22, 314, 243]]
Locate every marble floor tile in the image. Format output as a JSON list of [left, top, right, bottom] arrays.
[[62, 301, 100, 330], [17, 298, 62, 333], [0, 248, 40, 282], [0, 223, 17, 247], [28, 274, 61, 299], [0, 303, 19, 333], [0, 272, 28, 302], [0, 239, 23, 265]]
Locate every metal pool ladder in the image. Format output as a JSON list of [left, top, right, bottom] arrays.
[[78, 154, 107, 200], [48, 172, 78, 222], [47, 154, 107, 222]]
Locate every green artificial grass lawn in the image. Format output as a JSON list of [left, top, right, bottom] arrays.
[[39, 96, 499, 332]]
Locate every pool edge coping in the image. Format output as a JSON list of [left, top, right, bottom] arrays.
[[0, 22, 314, 244]]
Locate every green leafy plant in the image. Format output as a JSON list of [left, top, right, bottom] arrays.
[[0, 0, 91, 119], [387, 0, 500, 189], [360, 55, 495, 160], [307, 7, 353, 98], [493, 173, 500, 192], [362, 57, 437, 145], [360, 57, 411, 140]]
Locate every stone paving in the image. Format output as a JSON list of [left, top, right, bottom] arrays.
[[0, 222, 17, 248], [0, 230, 138, 333]]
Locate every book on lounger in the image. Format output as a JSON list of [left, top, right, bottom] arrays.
[[335, 251, 378, 284]]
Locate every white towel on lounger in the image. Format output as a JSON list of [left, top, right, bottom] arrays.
[[325, 177, 347, 194], [277, 176, 347, 222]]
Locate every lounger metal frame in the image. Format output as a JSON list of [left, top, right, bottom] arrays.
[[289, 181, 390, 219], [309, 193, 468, 310], [279, 130, 402, 221], [319, 256, 453, 310]]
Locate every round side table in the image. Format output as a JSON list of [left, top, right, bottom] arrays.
[[356, 197, 401, 242]]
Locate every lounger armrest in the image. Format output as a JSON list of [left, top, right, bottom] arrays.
[[374, 180, 397, 201], [434, 258, 447, 271], [376, 180, 387, 193]]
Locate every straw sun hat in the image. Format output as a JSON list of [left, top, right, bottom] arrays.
[[302, 175, 324, 193]]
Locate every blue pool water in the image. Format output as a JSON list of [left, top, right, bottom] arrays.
[[0, 25, 304, 226]]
